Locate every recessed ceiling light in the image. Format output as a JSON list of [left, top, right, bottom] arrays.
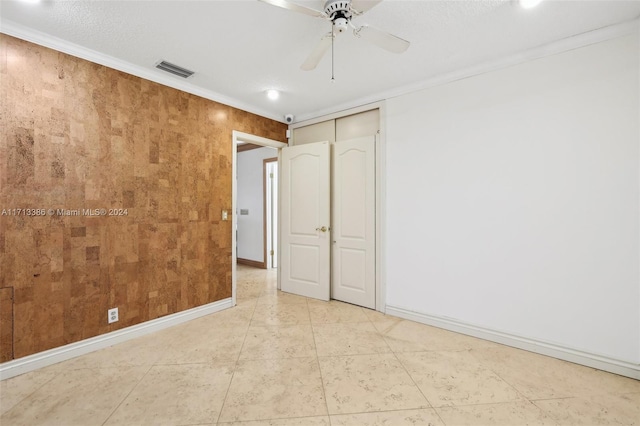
[[519, 0, 543, 9], [266, 89, 280, 101]]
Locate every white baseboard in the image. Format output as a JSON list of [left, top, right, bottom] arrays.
[[0, 298, 234, 381], [385, 305, 640, 380]]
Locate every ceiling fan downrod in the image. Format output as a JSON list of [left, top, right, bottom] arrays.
[[331, 26, 335, 82]]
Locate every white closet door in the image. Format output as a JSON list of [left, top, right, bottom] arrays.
[[332, 136, 376, 309], [280, 141, 331, 300]]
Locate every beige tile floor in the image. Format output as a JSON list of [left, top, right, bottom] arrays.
[[1, 265, 639, 425]]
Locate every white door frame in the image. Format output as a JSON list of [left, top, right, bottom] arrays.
[[232, 131, 287, 307], [264, 159, 278, 269]]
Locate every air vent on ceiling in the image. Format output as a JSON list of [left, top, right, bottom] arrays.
[[155, 60, 195, 78]]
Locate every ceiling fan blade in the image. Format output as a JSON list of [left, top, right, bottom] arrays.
[[355, 25, 410, 54], [350, 0, 383, 14], [301, 33, 333, 71], [258, 0, 326, 18]]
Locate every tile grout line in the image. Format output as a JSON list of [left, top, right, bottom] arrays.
[[470, 351, 542, 410], [308, 295, 333, 425], [528, 398, 565, 424], [219, 413, 329, 425], [100, 363, 155, 426], [215, 269, 268, 424], [387, 339, 449, 426], [0, 368, 61, 418]]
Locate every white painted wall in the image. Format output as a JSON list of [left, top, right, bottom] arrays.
[[237, 146, 277, 262], [385, 34, 639, 365]]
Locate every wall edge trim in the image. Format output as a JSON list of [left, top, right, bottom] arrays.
[[0, 19, 284, 124], [0, 298, 233, 381], [385, 305, 640, 380]]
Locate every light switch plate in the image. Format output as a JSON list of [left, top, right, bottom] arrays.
[[222, 210, 228, 221]]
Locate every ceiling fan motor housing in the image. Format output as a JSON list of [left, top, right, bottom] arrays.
[[324, 0, 352, 33]]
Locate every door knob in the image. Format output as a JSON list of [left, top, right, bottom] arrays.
[[315, 226, 327, 232]]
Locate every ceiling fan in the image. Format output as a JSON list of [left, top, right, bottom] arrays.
[[258, 0, 410, 72]]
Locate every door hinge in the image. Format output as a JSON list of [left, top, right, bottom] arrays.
[[270, 250, 274, 255], [270, 173, 274, 178]]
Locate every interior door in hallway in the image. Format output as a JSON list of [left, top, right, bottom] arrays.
[[280, 141, 330, 300], [331, 136, 376, 309]]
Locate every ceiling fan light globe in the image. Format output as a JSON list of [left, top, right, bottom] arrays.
[[519, 0, 543, 9], [334, 17, 349, 33]]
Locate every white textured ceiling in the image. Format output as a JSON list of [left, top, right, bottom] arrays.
[[1, 0, 639, 123]]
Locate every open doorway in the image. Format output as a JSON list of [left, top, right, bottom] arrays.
[[231, 131, 287, 307], [236, 145, 278, 269]]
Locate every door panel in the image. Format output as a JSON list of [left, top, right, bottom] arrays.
[[336, 110, 380, 141], [281, 142, 330, 300], [290, 244, 320, 283], [332, 136, 376, 308], [338, 149, 367, 238], [292, 120, 336, 145], [338, 248, 366, 290], [290, 155, 320, 234]]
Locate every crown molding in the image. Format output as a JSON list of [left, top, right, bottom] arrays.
[[296, 17, 640, 122], [0, 19, 285, 123], [2, 17, 638, 126]]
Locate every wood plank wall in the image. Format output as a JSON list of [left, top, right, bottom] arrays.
[[0, 35, 287, 360]]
